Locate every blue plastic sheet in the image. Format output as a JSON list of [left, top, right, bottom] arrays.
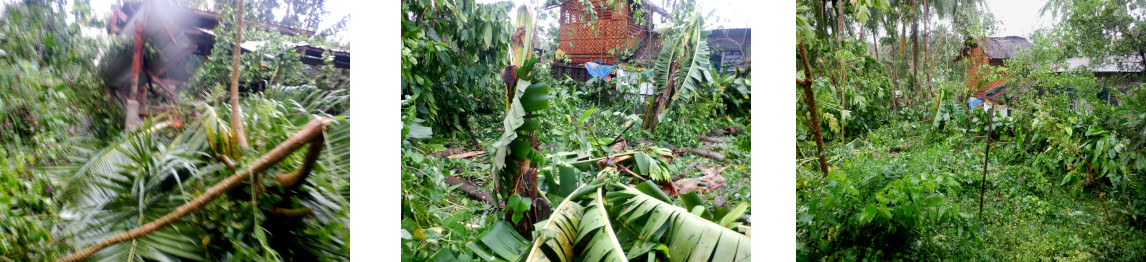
[[585, 62, 616, 79], [968, 97, 984, 108]]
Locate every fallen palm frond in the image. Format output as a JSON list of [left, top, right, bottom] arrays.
[[57, 117, 330, 262], [523, 180, 751, 262]]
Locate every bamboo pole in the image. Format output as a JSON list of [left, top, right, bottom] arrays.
[[56, 118, 330, 262]]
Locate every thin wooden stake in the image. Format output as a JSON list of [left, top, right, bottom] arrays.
[[978, 105, 995, 218]]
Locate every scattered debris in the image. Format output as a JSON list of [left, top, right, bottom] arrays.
[[443, 176, 500, 208], [708, 126, 744, 136], [678, 147, 726, 161], [430, 147, 466, 158], [446, 150, 486, 159], [609, 140, 628, 154], [698, 136, 725, 143], [674, 165, 729, 194]]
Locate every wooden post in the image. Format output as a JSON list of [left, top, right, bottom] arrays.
[[125, 19, 146, 131], [978, 105, 995, 218]]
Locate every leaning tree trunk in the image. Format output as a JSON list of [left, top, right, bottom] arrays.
[[798, 43, 829, 174], [229, 0, 249, 148], [644, 60, 679, 133]]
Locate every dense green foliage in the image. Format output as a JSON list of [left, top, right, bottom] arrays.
[[797, 0, 1146, 260], [0, 0, 351, 260], [401, 0, 751, 260], [401, 0, 516, 136]]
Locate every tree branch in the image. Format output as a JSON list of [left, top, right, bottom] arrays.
[[274, 135, 325, 188], [56, 117, 330, 262]]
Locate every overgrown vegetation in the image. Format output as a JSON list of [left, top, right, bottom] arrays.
[[796, 0, 1146, 260], [0, 0, 349, 260], [401, 0, 752, 260]]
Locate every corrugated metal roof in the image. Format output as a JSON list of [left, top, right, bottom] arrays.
[[1058, 56, 1144, 73]]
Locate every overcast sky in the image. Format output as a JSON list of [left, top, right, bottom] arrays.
[[984, 0, 1053, 37], [73, 0, 351, 41]]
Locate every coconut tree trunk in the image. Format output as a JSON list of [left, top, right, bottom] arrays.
[[797, 43, 829, 174], [924, 0, 932, 100], [836, 0, 846, 143], [872, 26, 880, 61], [230, 0, 250, 148], [912, 0, 920, 104]]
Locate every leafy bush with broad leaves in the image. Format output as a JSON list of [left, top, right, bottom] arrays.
[[798, 167, 965, 260], [401, 0, 515, 136], [796, 39, 893, 143]]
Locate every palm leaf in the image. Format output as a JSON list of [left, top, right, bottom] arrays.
[[526, 182, 625, 262], [673, 38, 713, 103], [607, 183, 751, 262]]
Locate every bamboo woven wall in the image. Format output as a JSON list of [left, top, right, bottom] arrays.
[[558, 0, 645, 64]]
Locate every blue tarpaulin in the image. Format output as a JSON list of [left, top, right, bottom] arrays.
[[968, 97, 984, 108], [585, 62, 616, 79]]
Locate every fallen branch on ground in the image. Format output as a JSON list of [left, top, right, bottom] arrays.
[[446, 151, 486, 159], [429, 148, 465, 158], [444, 175, 500, 207], [617, 164, 649, 182], [699, 136, 725, 143], [678, 147, 725, 161]]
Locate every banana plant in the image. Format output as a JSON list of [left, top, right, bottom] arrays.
[[492, 5, 552, 237], [525, 179, 752, 261], [644, 10, 713, 132]]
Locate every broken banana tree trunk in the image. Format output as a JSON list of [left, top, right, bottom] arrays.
[[491, 6, 550, 238], [797, 43, 829, 174], [56, 118, 330, 262]]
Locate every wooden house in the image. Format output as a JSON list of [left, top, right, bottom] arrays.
[[545, 0, 667, 81]]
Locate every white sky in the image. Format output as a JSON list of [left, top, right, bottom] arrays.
[[984, 0, 1054, 37], [68, 0, 351, 42]]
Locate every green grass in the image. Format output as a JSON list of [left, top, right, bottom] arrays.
[[798, 123, 1146, 261]]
